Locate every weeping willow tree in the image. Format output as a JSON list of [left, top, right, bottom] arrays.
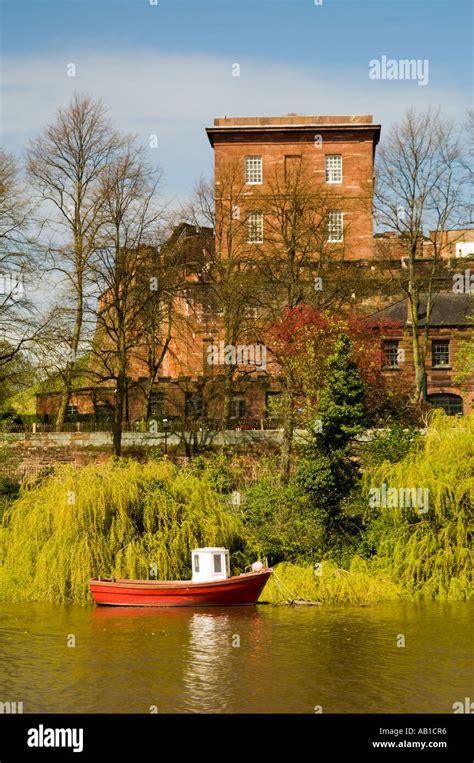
[[0, 459, 255, 605], [261, 558, 401, 605], [363, 411, 473, 600]]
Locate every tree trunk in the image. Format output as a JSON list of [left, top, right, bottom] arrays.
[[407, 246, 425, 406], [112, 375, 125, 457], [420, 262, 437, 402], [55, 286, 83, 430], [280, 389, 294, 483], [409, 292, 424, 404], [143, 375, 154, 421], [55, 381, 71, 431], [113, 336, 127, 456], [141, 334, 172, 421], [222, 314, 233, 429], [223, 362, 233, 429]]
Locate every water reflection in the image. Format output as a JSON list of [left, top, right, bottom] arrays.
[[0, 602, 471, 713], [184, 612, 232, 712]]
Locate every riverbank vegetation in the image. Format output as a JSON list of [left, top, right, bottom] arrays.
[[0, 410, 471, 605], [261, 559, 401, 605], [363, 412, 473, 600], [0, 459, 258, 605], [253, 412, 472, 603]]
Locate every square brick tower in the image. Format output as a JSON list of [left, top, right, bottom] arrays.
[[206, 114, 381, 261]]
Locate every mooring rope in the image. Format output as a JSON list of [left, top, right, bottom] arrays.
[[272, 569, 297, 605]]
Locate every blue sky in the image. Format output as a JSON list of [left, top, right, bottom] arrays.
[[1, 0, 473, 202]]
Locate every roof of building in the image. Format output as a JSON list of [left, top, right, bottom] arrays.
[[369, 293, 474, 328], [206, 114, 381, 145], [212, 114, 375, 126]]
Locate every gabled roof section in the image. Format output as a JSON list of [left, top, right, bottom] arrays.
[[369, 293, 474, 328]]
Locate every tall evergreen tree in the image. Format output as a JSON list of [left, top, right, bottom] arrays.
[[296, 334, 366, 533]]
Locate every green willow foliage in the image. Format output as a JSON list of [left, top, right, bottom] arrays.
[[364, 412, 473, 600], [261, 559, 400, 605], [0, 459, 253, 605]]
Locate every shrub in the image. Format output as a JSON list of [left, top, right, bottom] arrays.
[[188, 451, 238, 493], [363, 423, 422, 467], [242, 477, 321, 565]]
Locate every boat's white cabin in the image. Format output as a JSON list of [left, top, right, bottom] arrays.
[[191, 548, 230, 582]]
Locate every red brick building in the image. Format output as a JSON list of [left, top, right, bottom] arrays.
[[372, 293, 474, 415], [207, 114, 380, 262], [35, 115, 474, 424]]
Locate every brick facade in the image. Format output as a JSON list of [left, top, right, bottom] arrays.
[[373, 294, 474, 414], [207, 114, 380, 262], [35, 115, 474, 423]]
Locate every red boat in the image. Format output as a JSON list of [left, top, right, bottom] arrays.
[[89, 548, 272, 607]]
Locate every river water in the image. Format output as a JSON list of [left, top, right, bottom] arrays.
[[0, 601, 471, 714]]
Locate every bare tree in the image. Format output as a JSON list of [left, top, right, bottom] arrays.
[[464, 109, 474, 222], [30, 302, 94, 419], [27, 93, 125, 428], [375, 108, 465, 404], [0, 148, 43, 397], [132, 223, 201, 421], [0, 148, 32, 251], [87, 140, 164, 456], [186, 163, 258, 428], [135, 261, 174, 421]]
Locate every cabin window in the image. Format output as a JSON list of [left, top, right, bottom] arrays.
[[230, 394, 246, 419], [194, 555, 200, 573], [185, 392, 203, 418], [213, 555, 222, 573]]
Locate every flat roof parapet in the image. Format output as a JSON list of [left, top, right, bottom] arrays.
[[206, 115, 381, 146], [212, 115, 374, 127]]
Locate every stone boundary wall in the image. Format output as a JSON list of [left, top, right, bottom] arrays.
[[0, 428, 403, 482], [0, 430, 307, 482]]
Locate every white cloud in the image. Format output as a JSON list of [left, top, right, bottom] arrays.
[[1, 49, 468, 313], [1, 49, 468, 200]]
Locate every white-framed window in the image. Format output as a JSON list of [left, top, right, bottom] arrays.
[[245, 155, 262, 184], [382, 340, 401, 369], [432, 339, 450, 368], [327, 210, 344, 243], [325, 154, 343, 183], [246, 212, 263, 244]]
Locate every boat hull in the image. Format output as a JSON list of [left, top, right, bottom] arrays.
[[89, 570, 272, 607]]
